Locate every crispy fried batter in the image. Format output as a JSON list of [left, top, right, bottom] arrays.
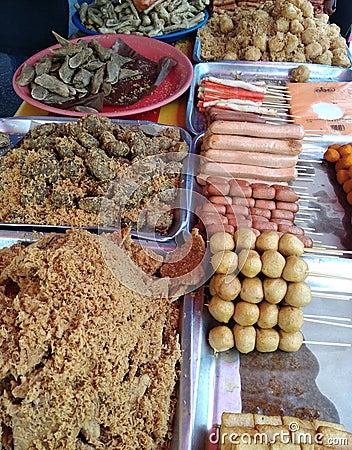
[[0, 229, 181, 450]]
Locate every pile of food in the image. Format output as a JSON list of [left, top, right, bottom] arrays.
[[75, 0, 209, 36], [217, 412, 352, 448], [198, 120, 304, 182], [0, 115, 189, 233], [324, 142, 352, 205], [198, 0, 350, 67], [0, 228, 182, 449], [15, 34, 177, 112], [207, 229, 311, 354]]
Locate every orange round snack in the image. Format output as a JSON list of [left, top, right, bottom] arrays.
[[342, 179, 352, 194], [328, 143, 341, 150], [340, 154, 352, 169], [347, 191, 352, 205], [349, 166, 352, 177], [324, 147, 340, 163], [338, 143, 352, 157], [335, 159, 345, 171], [336, 169, 350, 185]]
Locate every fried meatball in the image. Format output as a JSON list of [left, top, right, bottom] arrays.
[[328, 23, 341, 39], [302, 18, 316, 29], [315, 13, 329, 24], [281, 3, 302, 20]]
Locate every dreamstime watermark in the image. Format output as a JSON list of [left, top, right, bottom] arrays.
[[209, 422, 350, 447]]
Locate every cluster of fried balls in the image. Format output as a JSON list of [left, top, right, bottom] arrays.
[[207, 229, 311, 354], [199, 0, 350, 67], [324, 142, 352, 205]]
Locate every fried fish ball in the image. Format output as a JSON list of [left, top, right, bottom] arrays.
[[211, 250, 238, 274], [223, 51, 239, 60], [332, 47, 350, 68], [256, 230, 280, 252], [278, 233, 304, 257], [209, 325, 235, 353], [244, 46, 262, 61], [234, 228, 257, 250], [238, 249, 262, 278], [282, 255, 309, 282], [278, 305, 304, 332], [302, 17, 316, 29], [279, 329, 304, 352], [263, 277, 288, 304], [240, 277, 264, 303], [212, 273, 242, 301], [315, 13, 329, 24], [210, 232, 235, 254], [256, 327, 280, 352], [284, 281, 312, 307], [291, 64, 311, 82], [261, 250, 286, 278], [290, 19, 304, 35], [315, 50, 333, 66], [234, 301, 260, 326], [208, 295, 236, 323], [257, 301, 279, 328], [233, 324, 256, 354]]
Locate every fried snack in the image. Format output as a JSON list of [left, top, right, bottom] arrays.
[[219, 413, 352, 450], [209, 325, 235, 352], [198, 0, 351, 67], [208, 294, 236, 323], [0, 229, 182, 449]]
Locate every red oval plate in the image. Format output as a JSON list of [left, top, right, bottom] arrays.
[[13, 34, 193, 118]]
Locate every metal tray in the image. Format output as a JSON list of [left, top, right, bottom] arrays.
[[187, 133, 352, 439], [0, 231, 198, 450], [186, 61, 352, 135], [0, 116, 194, 243]]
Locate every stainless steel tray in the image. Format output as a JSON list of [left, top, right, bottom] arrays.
[[0, 116, 194, 243], [186, 61, 352, 135], [188, 133, 352, 436], [0, 231, 198, 450]]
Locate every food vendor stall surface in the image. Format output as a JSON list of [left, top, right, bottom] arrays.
[[1, 1, 352, 447]]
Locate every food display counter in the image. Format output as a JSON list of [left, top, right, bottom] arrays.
[[1, 0, 352, 448]]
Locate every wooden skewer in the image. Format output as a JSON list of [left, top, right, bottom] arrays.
[[311, 292, 352, 301], [304, 318, 352, 328], [303, 340, 351, 347], [305, 314, 351, 321], [310, 272, 352, 281], [305, 247, 352, 255]]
